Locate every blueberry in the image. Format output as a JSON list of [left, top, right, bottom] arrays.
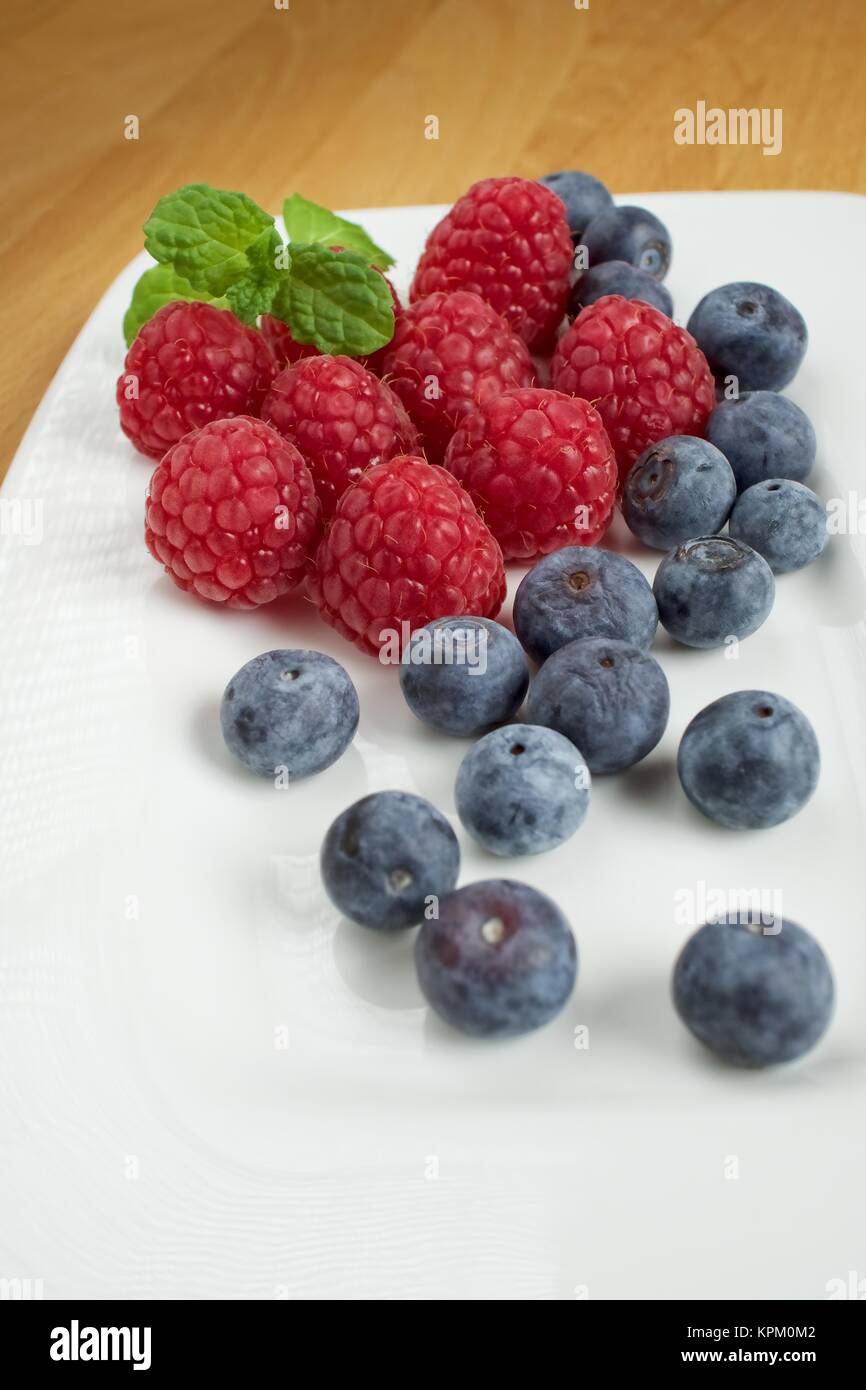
[[221, 648, 358, 778], [677, 690, 820, 829], [526, 637, 670, 774], [415, 879, 577, 1038], [569, 261, 673, 318], [707, 391, 816, 491], [582, 205, 672, 280], [729, 478, 827, 573], [513, 546, 658, 665], [321, 791, 460, 930], [399, 616, 529, 736], [653, 536, 774, 648], [455, 724, 590, 856], [673, 916, 833, 1067], [538, 169, 613, 243], [687, 282, 807, 392], [622, 436, 736, 551]]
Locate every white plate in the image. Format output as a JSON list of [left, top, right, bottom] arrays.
[[2, 192, 866, 1301]]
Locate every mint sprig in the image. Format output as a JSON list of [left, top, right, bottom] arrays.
[[282, 194, 395, 269], [144, 184, 275, 296], [276, 246, 393, 356], [126, 183, 395, 356], [224, 225, 285, 325]]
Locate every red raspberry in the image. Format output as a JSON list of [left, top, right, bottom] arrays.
[[444, 388, 617, 561], [551, 295, 716, 480], [261, 354, 419, 518], [410, 177, 573, 351], [118, 301, 277, 460], [259, 315, 318, 369], [307, 455, 506, 657], [380, 291, 535, 465], [145, 416, 320, 610], [260, 271, 403, 377]]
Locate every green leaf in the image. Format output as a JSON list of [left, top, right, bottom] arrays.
[[144, 183, 275, 295], [282, 194, 395, 269], [275, 245, 395, 356], [224, 226, 287, 325], [122, 265, 227, 347]]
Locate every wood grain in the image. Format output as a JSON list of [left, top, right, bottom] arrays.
[[2, 0, 864, 477]]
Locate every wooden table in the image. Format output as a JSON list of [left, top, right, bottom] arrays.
[[3, 0, 864, 477]]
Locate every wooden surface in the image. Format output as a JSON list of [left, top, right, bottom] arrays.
[[2, 0, 865, 477]]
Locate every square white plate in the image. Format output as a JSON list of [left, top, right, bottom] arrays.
[[2, 192, 865, 1301]]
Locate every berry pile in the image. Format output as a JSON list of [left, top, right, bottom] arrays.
[[119, 175, 834, 1060]]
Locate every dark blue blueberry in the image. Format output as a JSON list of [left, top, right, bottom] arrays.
[[526, 637, 670, 774], [653, 536, 774, 648], [455, 724, 590, 856], [569, 261, 673, 318], [673, 916, 833, 1067], [677, 689, 820, 829], [321, 791, 460, 931], [513, 546, 658, 665], [729, 478, 827, 573], [707, 391, 816, 491], [399, 616, 529, 736], [622, 436, 736, 551], [582, 205, 672, 280], [687, 282, 807, 392], [538, 169, 613, 243], [415, 879, 577, 1038], [221, 648, 358, 778]]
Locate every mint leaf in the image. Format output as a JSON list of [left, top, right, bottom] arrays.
[[282, 194, 395, 269], [144, 183, 275, 295], [122, 265, 227, 347], [275, 245, 394, 356], [224, 226, 287, 325]]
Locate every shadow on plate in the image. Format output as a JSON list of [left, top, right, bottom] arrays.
[[190, 694, 252, 782], [331, 916, 424, 1010], [620, 751, 680, 807]]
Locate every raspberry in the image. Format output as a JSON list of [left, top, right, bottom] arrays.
[[444, 387, 617, 561], [410, 177, 573, 351], [551, 295, 715, 480], [145, 416, 320, 610], [380, 291, 535, 465], [260, 273, 402, 378], [261, 354, 419, 517], [259, 315, 319, 369], [307, 455, 506, 657], [118, 301, 277, 460]]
